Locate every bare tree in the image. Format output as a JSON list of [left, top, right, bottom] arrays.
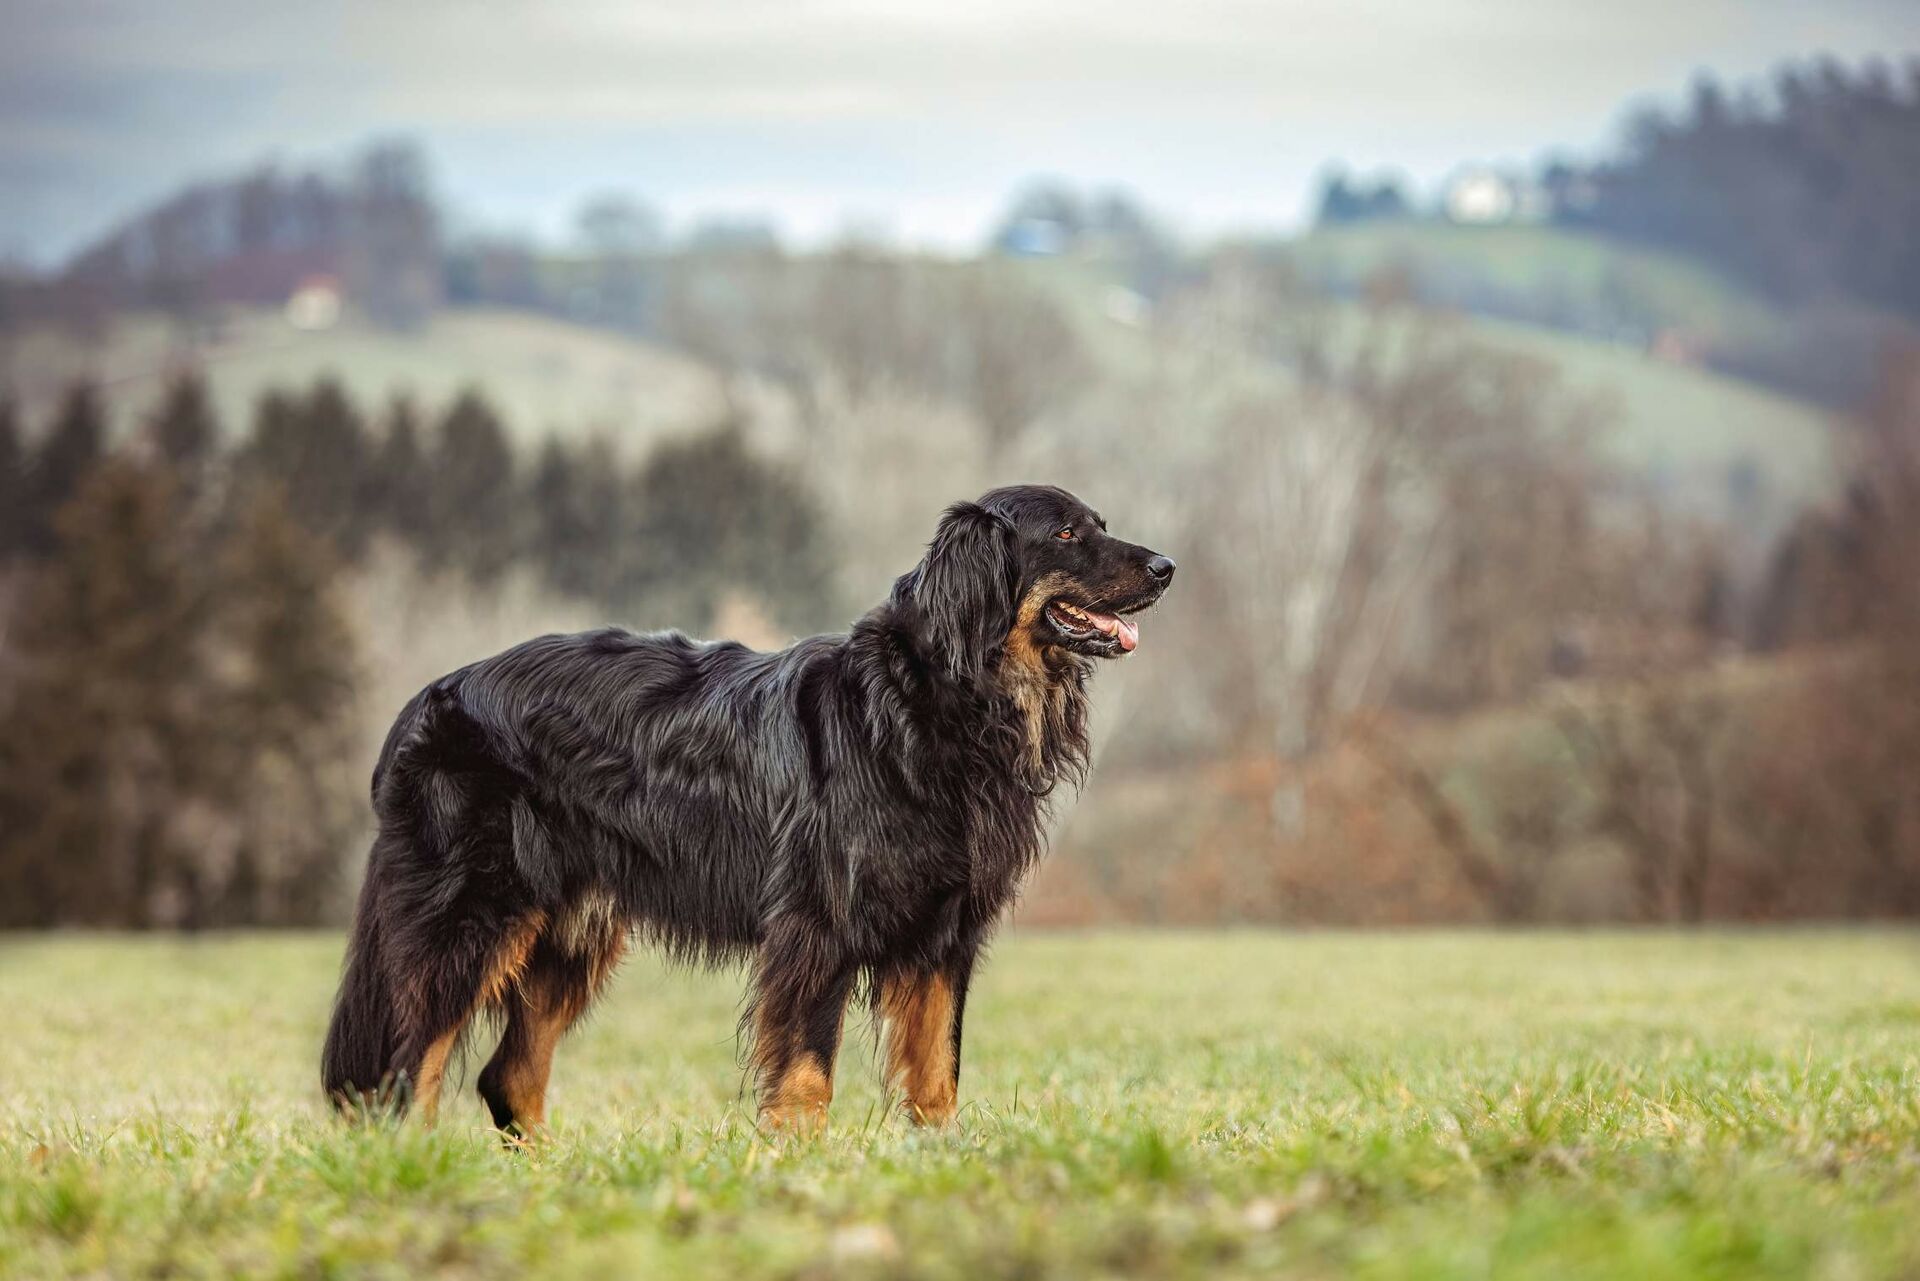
[[1161, 256, 1606, 832], [943, 271, 1087, 468]]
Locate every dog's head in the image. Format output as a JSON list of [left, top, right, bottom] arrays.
[[903, 484, 1174, 685]]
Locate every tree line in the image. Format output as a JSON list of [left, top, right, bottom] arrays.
[[1568, 58, 1920, 322], [0, 380, 358, 927], [0, 376, 830, 927], [12, 376, 831, 629]]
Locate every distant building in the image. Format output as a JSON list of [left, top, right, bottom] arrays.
[[285, 275, 343, 331], [999, 216, 1071, 258], [1445, 170, 1515, 224], [991, 184, 1167, 261], [1443, 168, 1550, 226]]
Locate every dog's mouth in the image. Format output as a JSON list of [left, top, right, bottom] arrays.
[[1044, 597, 1150, 656]]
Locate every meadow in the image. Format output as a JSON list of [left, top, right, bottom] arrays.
[[2, 931, 1917, 1279]]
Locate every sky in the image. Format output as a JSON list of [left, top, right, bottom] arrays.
[[3, 0, 1916, 265]]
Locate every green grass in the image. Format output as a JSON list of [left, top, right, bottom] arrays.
[[3, 932, 1917, 1279]]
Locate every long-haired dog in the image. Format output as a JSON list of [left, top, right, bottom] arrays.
[[322, 484, 1173, 1133]]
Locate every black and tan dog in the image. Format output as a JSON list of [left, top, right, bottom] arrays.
[[322, 484, 1173, 1134]]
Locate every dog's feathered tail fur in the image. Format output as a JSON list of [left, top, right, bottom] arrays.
[[322, 870, 397, 1107]]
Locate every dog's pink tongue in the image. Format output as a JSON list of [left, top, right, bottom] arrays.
[[1088, 609, 1140, 652]]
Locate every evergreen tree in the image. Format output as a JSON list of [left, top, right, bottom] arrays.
[[147, 369, 220, 488], [23, 382, 107, 556], [0, 459, 211, 926], [573, 437, 629, 602], [0, 396, 23, 557], [215, 481, 361, 924], [526, 435, 603, 597], [305, 378, 377, 558], [1568, 58, 1920, 318], [0, 456, 367, 928], [624, 424, 829, 631], [372, 395, 433, 548], [428, 389, 517, 584], [239, 378, 374, 559]]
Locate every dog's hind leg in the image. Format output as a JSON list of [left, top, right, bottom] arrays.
[[747, 916, 855, 1134], [478, 919, 627, 1139], [389, 908, 547, 1124]]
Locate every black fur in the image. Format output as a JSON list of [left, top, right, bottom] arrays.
[[321, 483, 1173, 1128]]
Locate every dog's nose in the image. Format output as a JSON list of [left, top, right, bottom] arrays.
[[1145, 555, 1176, 582]]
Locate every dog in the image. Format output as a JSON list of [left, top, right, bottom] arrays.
[[322, 483, 1173, 1133]]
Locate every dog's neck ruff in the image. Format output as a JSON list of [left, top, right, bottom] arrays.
[[990, 643, 1092, 798]]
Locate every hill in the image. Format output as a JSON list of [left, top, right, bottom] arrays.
[[5, 307, 734, 450], [1288, 221, 1783, 344], [1467, 313, 1834, 505], [1282, 219, 1905, 409], [9, 252, 1838, 533], [1021, 249, 1836, 519]]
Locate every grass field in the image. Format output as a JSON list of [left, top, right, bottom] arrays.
[[3, 932, 1917, 1279]]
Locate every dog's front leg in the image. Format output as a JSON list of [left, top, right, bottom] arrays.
[[879, 944, 977, 1126], [747, 916, 854, 1134]]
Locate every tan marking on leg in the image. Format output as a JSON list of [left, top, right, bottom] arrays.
[[413, 1028, 460, 1124], [496, 1001, 568, 1132], [881, 972, 958, 1126], [477, 912, 548, 1009], [751, 982, 845, 1135], [761, 1056, 834, 1133], [490, 933, 628, 1137], [404, 912, 549, 1129]]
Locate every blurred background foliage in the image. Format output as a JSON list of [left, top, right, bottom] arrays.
[[2, 57, 1918, 928]]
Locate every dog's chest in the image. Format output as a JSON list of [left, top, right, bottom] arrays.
[[841, 785, 1034, 929]]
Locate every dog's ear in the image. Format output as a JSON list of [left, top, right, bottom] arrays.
[[912, 501, 1020, 685]]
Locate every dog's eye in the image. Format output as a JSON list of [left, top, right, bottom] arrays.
[[1055, 528, 1075, 541]]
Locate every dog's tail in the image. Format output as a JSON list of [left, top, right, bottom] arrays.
[[322, 862, 398, 1113], [325, 685, 440, 1112]]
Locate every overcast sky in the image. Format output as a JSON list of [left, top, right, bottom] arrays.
[[3, 0, 1916, 264]]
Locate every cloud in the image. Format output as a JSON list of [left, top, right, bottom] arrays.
[[3, 0, 1916, 262]]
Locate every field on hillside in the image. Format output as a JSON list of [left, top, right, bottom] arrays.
[[3, 931, 1917, 1279], [1288, 223, 1783, 342], [10, 242, 1837, 524], [6, 307, 735, 451], [1022, 251, 1836, 521]]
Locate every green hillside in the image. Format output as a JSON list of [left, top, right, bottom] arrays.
[[7, 307, 730, 449], [9, 249, 1837, 521], [1469, 315, 1834, 501], [1022, 250, 1836, 514], [1288, 222, 1785, 345]]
